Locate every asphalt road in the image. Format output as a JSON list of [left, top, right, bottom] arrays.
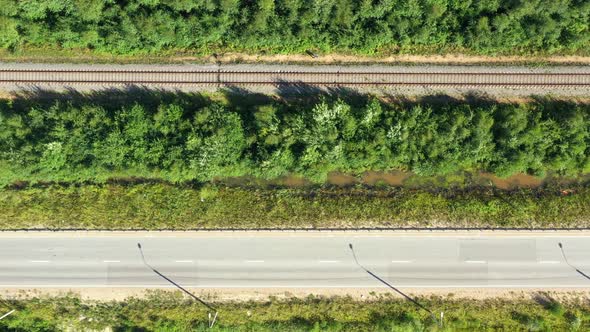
[[0, 233, 588, 288]]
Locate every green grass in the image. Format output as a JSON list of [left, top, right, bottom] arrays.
[[1, 292, 589, 331], [0, 46, 587, 66], [1, 183, 588, 229]]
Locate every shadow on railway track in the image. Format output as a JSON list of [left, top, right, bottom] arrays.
[[4, 85, 584, 119], [221, 81, 370, 108], [8, 86, 212, 112], [7, 84, 371, 111], [3, 84, 375, 134], [273, 80, 369, 106], [384, 91, 502, 107]]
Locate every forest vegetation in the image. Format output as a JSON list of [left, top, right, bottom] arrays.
[[0, 0, 589, 56], [0, 292, 588, 331], [1, 92, 588, 229], [1, 93, 588, 187]]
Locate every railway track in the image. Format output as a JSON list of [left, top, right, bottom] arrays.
[[1, 67, 589, 87]]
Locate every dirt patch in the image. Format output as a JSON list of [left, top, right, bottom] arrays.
[[277, 175, 310, 187], [327, 171, 549, 189], [210, 53, 590, 66], [327, 172, 358, 186], [0, 91, 14, 100], [362, 171, 411, 186], [480, 173, 544, 190], [211, 171, 576, 190]]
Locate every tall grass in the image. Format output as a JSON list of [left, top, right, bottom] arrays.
[[1, 293, 588, 331], [1, 184, 588, 229]]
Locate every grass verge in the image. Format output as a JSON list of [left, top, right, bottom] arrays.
[[1, 183, 588, 229], [3, 48, 590, 66], [0, 292, 588, 331]]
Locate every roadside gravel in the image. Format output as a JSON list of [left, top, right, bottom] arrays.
[[2, 287, 588, 302]]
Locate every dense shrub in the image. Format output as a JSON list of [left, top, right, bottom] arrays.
[[0, 0, 589, 55], [0, 95, 588, 186]]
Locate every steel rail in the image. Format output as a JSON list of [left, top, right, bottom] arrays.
[[1, 80, 588, 86], [1, 69, 589, 87], [0, 69, 589, 76]]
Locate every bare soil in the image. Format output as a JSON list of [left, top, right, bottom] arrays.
[[319, 171, 550, 189], [362, 171, 411, 186], [327, 172, 358, 186], [209, 53, 590, 66], [480, 173, 544, 190], [276, 175, 310, 188]]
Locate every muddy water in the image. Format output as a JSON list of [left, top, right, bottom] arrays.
[[362, 171, 411, 186], [277, 175, 310, 187], [328, 171, 546, 189], [327, 172, 358, 186], [479, 173, 543, 189], [216, 171, 576, 190]]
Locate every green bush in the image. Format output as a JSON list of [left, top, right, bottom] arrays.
[[0, 0, 589, 56], [0, 95, 588, 186]]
